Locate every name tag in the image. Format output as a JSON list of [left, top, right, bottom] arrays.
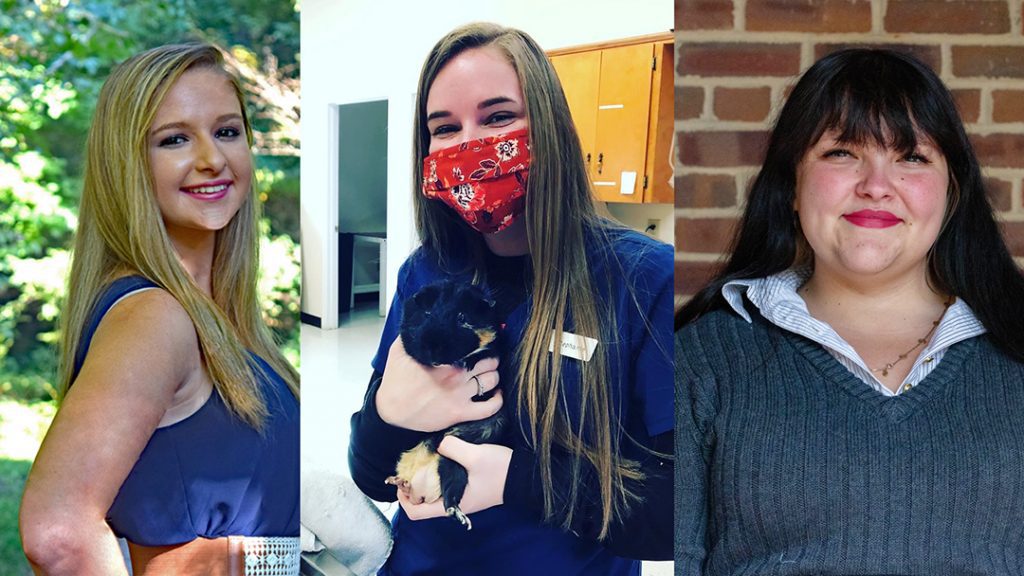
[[549, 331, 599, 362]]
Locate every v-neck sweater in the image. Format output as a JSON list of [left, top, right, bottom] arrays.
[[676, 307, 1024, 576]]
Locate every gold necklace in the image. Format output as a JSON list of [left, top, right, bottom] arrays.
[[872, 295, 954, 377]]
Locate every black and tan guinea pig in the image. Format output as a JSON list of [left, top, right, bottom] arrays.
[[385, 281, 507, 530]]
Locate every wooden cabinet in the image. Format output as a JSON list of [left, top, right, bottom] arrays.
[[551, 51, 601, 169], [550, 33, 674, 204]]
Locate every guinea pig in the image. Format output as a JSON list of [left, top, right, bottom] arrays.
[[399, 281, 500, 374], [386, 281, 507, 529]]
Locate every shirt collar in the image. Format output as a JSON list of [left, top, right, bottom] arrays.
[[722, 268, 987, 341], [722, 268, 811, 323], [720, 269, 988, 394]]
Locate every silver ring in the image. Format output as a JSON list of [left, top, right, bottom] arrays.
[[471, 375, 482, 398]]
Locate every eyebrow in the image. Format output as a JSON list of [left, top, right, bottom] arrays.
[[425, 96, 518, 122], [149, 113, 243, 135], [479, 96, 515, 109]]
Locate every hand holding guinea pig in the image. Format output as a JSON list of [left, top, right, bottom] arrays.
[[397, 436, 512, 521], [376, 338, 502, 433]]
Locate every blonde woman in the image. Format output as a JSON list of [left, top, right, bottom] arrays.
[[348, 23, 673, 574], [19, 44, 299, 575]]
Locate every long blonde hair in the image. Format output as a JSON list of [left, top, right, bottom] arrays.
[[59, 43, 298, 428], [412, 23, 641, 538]]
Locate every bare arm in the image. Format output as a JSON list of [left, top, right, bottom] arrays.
[[20, 290, 198, 575]]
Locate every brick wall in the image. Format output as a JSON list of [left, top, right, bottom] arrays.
[[674, 0, 1024, 302]]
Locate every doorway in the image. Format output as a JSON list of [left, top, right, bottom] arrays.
[[336, 99, 388, 324]]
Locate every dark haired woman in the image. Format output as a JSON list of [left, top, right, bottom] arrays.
[[676, 48, 1024, 575], [348, 22, 673, 575]]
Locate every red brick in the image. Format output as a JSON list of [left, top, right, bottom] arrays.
[[971, 134, 1024, 168], [678, 86, 704, 120], [676, 0, 734, 30], [714, 86, 772, 122], [814, 43, 941, 72], [747, 0, 871, 33], [679, 131, 769, 167], [675, 260, 723, 297], [951, 89, 980, 123], [999, 221, 1024, 258], [782, 81, 796, 101], [676, 173, 738, 208], [678, 43, 802, 77], [992, 90, 1024, 123], [952, 46, 1024, 79], [676, 217, 739, 254], [885, 0, 1009, 34], [984, 176, 1013, 212]]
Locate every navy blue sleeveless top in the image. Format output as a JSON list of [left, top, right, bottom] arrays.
[[72, 276, 299, 546]]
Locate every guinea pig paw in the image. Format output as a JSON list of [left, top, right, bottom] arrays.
[[384, 475, 410, 490], [446, 506, 473, 530]]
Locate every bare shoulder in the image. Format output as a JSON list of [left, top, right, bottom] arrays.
[[97, 287, 196, 353], [99, 286, 195, 340], [22, 287, 202, 543], [75, 287, 199, 401]]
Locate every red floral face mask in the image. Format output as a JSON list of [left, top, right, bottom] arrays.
[[421, 128, 530, 234]]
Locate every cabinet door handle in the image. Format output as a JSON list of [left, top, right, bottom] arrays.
[[586, 152, 591, 167], [597, 152, 603, 174]]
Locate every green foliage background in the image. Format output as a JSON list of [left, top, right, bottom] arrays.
[[1, 3, 300, 568], [0, 0, 301, 402]]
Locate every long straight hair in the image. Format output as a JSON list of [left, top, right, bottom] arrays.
[[677, 48, 1024, 363], [59, 43, 299, 428], [412, 23, 641, 538]]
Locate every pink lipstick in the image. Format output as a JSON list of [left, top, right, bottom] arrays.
[[843, 209, 902, 229], [180, 179, 231, 201]]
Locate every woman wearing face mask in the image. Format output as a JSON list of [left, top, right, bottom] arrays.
[[348, 22, 674, 575], [19, 44, 299, 576], [676, 49, 1024, 575]]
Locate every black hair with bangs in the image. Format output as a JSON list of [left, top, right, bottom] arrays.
[[677, 48, 1024, 362]]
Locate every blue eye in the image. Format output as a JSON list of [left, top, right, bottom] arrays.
[[431, 124, 458, 137], [158, 135, 187, 147], [486, 112, 516, 126], [217, 126, 242, 139], [903, 151, 931, 164], [823, 148, 852, 159]]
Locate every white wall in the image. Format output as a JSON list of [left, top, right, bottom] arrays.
[[300, 0, 673, 324]]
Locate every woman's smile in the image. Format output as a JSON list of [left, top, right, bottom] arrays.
[[179, 178, 233, 201], [842, 209, 903, 228]]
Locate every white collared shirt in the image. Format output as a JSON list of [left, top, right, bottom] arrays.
[[722, 269, 988, 396]]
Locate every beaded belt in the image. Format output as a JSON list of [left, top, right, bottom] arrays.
[[242, 536, 300, 576], [128, 535, 300, 575]]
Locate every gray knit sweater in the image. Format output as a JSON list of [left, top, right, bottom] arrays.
[[675, 307, 1024, 576]]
